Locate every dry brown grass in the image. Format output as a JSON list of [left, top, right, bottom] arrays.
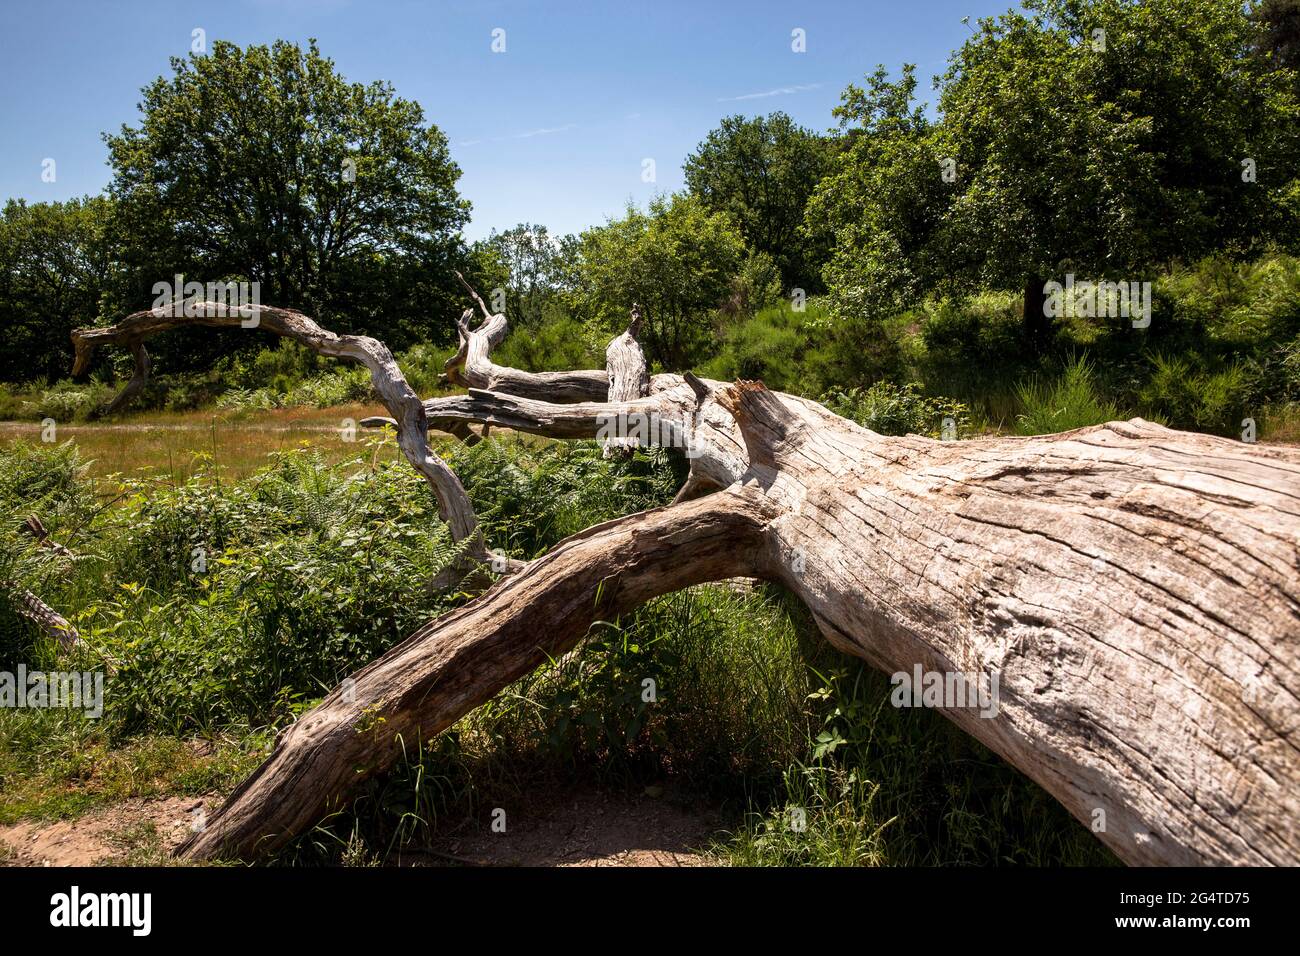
[[1261, 404, 1300, 445], [0, 404, 410, 483]]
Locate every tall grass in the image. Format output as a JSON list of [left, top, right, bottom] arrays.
[[1138, 353, 1248, 436], [1014, 355, 1122, 435]]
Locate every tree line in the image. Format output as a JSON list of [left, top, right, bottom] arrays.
[[1, 0, 1298, 389]]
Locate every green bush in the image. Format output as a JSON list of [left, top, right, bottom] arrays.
[[0, 384, 28, 420], [493, 313, 602, 373], [699, 300, 816, 389], [451, 436, 680, 557], [0, 439, 96, 513], [5, 446, 468, 733], [1138, 354, 1249, 435], [215, 387, 279, 411], [822, 381, 971, 438], [697, 298, 912, 397], [0, 434, 681, 735], [221, 340, 322, 391], [396, 343, 456, 396], [920, 292, 1027, 369], [31, 381, 115, 422], [1014, 355, 1122, 435], [280, 367, 372, 407]]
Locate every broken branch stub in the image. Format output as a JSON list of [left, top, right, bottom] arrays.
[[602, 304, 652, 457]]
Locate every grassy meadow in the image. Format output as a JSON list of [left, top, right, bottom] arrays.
[[0, 405, 398, 485]]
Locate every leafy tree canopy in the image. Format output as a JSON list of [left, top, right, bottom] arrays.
[[0, 197, 119, 382], [475, 223, 574, 327], [684, 112, 835, 294], [565, 194, 745, 369], [104, 38, 477, 368], [810, 0, 1300, 332]]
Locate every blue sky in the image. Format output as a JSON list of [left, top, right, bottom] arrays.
[[0, 0, 1012, 240]]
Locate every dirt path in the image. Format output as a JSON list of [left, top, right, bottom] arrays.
[[0, 786, 719, 867], [409, 786, 718, 867], [0, 796, 210, 866]]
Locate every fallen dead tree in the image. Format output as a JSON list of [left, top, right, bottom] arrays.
[[68, 295, 1300, 866]]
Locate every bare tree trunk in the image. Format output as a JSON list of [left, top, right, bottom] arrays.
[[1023, 273, 1053, 350], [602, 304, 650, 456], [70, 296, 1300, 867]]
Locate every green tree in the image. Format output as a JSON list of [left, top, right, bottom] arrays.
[[684, 112, 835, 293], [0, 197, 120, 382], [104, 38, 475, 370], [478, 223, 567, 327], [566, 195, 745, 368], [1254, 0, 1300, 69], [805, 64, 945, 327], [810, 0, 1300, 349]]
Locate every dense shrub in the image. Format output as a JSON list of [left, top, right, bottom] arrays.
[[821, 381, 970, 438], [1014, 355, 1123, 435], [493, 313, 602, 373], [1138, 354, 1249, 435], [396, 343, 457, 396]]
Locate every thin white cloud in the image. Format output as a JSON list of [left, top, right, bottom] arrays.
[[717, 82, 822, 102], [454, 124, 576, 148], [508, 124, 577, 139]]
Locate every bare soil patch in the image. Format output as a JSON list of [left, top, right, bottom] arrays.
[[0, 785, 721, 867], [401, 785, 720, 867], [0, 796, 210, 866]]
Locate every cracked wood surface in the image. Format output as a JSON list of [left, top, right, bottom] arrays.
[[602, 306, 651, 456], [726, 385, 1300, 866]]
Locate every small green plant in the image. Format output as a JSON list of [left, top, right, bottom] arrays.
[[1014, 355, 1121, 435], [215, 387, 279, 411], [279, 368, 372, 407], [31, 381, 115, 421]]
